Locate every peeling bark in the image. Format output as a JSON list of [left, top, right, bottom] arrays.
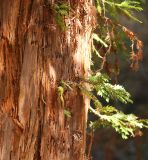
[[0, 0, 94, 159]]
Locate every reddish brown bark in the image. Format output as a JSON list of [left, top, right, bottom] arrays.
[[0, 0, 94, 159]]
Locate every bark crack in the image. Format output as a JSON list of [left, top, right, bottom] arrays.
[[34, 81, 43, 160], [34, 121, 42, 160]]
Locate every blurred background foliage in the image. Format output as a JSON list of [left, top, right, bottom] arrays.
[[90, 1, 148, 159]]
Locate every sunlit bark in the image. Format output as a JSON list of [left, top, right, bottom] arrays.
[[0, 0, 94, 159]]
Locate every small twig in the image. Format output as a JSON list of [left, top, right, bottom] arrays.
[[87, 131, 94, 160], [42, 94, 47, 105], [12, 118, 24, 131]]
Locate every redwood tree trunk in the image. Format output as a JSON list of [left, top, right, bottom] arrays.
[[0, 0, 94, 159]]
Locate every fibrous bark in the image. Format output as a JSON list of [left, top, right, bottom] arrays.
[[0, 0, 94, 159]]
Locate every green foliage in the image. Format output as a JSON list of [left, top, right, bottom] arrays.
[[139, 119, 148, 128], [54, 3, 70, 31], [89, 106, 145, 139], [100, 105, 118, 115], [78, 84, 102, 109], [77, 72, 148, 139], [64, 109, 71, 118], [93, 0, 144, 72], [88, 73, 133, 104], [57, 85, 65, 108], [96, 0, 102, 14], [58, 82, 72, 118], [92, 33, 108, 48], [105, 0, 142, 11], [104, 0, 143, 22]]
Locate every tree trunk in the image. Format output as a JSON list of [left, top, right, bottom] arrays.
[[0, 0, 94, 159]]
